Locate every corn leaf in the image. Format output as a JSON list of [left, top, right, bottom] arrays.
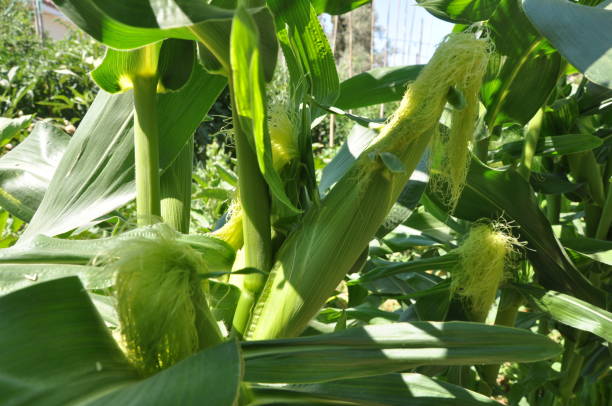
[[53, 1, 278, 80], [268, 0, 339, 107], [482, 0, 562, 127], [416, 0, 502, 24], [209, 280, 241, 328], [517, 285, 612, 342], [0, 115, 31, 145], [0, 277, 241, 406], [319, 124, 376, 195], [496, 134, 603, 158], [312, 0, 372, 15], [242, 321, 561, 383], [522, 0, 612, 89], [356, 253, 460, 283], [560, 236, 612, 266], [401, 209, 457, 244], [19, 64, 226, 241], [0, 264, 105, 296], [92, 40, 195, 94], [0, 226, 235, 295], [230, 6, 299, 213], [53, 0, 230, 49], [89, 340, 241, 406], [0, 277, 138, 405], [335, 65, 423, 110], [0, 122, 70, 222], [429, 158, 606, 307], [251, 373, 502, 405]]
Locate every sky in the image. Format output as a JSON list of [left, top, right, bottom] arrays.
[[373, 0, 454, 66]]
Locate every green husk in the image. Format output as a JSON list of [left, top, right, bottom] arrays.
[[451, 222, 522, 322], [246, 33, 491, 339], [104, 226, 219, 374]]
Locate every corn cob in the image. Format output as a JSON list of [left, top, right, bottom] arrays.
[[246, 33, 490, 339], [104, 226, 222, 375], [450, 222, 522, 322]]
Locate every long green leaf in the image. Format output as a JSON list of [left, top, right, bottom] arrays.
[[356, 253, 459, 283], [242, 321, 561, 383], [0, 122, 70, 222], [54, 0, 225, 49], [251, 373, 502, 405], [89, 340, 241, 406], [0, 115, 31, 145], [482, 0, 562, 127], [268, 0, 340, 107], [0, 277, 138, 405], [416, 0, 501, 24], [518, 286, 612, 342], [560, 236, 612, 266], [0, 225, 235, 295], [20, 65, 226, 241], [230, 6, 298, 213], [522, 0, 612, 89], [0, 277, 242, 406], [91, 40, 195, 94], [497, 133, 603, 158], [0, 263, 107, 296], [335, 65, 424, 110], [312, 0, 372, 15], [54, 0, 278, 80]]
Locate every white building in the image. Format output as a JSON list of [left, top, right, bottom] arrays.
[[36, 0, 72, 40]]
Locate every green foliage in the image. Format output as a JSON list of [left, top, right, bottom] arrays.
[[0, 0, 102, 124]]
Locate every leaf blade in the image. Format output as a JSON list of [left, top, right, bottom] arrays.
[[242, 321, 561, 383]]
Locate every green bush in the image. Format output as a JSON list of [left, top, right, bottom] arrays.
[[0, 0, 102, 126]]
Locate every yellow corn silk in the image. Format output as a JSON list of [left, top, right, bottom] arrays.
[[428, 40, 490, 211], [104, 227, 211, 375], [268, 104, 299, 172], [245, 33, 490, 340], [451, 222, 522, 322]]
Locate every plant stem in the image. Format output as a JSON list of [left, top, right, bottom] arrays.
[[481, 288, 524, 386], [518, 109, 544, 181], [133, 75, 161, 226], [475, 126, 500, 163], [546, 194, 561, 224], [474, 136, 489, 162], [229, 84, 272, 338], [568, 151, 605, 206], [559, 334, 586, 404], [585, 203, 602, 238], [161, 136, 194, 233], [595, 180, 612, 240]]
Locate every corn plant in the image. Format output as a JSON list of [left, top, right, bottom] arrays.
[[0, 0, 610, 405]]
